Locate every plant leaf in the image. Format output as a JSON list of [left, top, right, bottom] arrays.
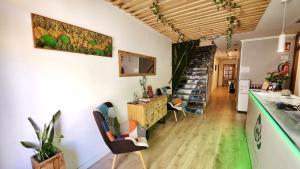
[[49, 126, 54, 144], [28, 117, 40, 140], [52, 110, 61, 124], [20, 141, 40, 151], [41, 124, 47, 146]]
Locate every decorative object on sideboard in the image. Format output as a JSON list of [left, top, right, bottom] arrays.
[[31, 13, 112, 57], [20, 111, 65, 169], [250, 84, 263, 89], [156, 88, 162, 96], [139, 76, 148, 98], [147, 85, 154, 98], [281, 89, 292, 96], [161, 86, 171, 95], [261, 81, 270, 90]]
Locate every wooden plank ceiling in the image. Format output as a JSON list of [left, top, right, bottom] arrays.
[[107, 0, 270, 42]]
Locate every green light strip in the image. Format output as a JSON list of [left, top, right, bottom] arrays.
[[249, 91, 300, 157]]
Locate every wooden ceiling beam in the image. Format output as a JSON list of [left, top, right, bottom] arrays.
[[152, 17, 260, 32], [139, 0, 212, 20], [107, 0, 270, 42], [145, 1, 268, 26], [140, 0, 269, 23], [149, 10, 264, 31]]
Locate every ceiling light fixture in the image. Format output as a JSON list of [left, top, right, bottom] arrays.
[[277, 0, 289, 52]]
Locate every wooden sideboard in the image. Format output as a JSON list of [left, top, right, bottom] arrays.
[[127, 95, 167, 129]]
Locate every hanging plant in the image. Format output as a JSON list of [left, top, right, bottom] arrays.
[[211, 0, 241, 49], [226, 16, 240, 49], [150, 0, 184, 42], [199, 35, 221, 41], [213, 0, 240, 11]]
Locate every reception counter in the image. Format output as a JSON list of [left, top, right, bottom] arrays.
[[246, 90, 300, 169]]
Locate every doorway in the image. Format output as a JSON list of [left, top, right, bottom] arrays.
[[291, 32, 300, 95], [223, 64, 235, 86]]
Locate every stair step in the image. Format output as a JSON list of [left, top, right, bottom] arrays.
[[173, 93, 206, 97], [188, 100, 206, 104], [177, 81, 207, 85], [182, 75, 207, 77], [175, 87, 206, 91], [184, 71, 207, 74], [186, 105, 204, 110], [185, 108, 204, 114], [175, 92, 206, 96]]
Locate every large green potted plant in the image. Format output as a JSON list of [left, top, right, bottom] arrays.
[[265, 71, 289, 90], [21, 110, 65, 169]]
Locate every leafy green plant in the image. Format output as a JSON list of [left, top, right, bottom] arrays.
[[20, 111, 64, 162], [211, 0, 241, 49], [213, 0, 240, 11], [265, 72, 289, 85]]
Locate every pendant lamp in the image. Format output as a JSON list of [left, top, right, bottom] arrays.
[[277, 0, 289, 52]]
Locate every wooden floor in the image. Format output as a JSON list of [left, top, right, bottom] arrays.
[[89, 87, 251, 169]]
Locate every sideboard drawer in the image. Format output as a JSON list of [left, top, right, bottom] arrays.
[[127, 95, 167, 129]]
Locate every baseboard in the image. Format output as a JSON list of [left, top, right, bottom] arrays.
[[77, 151, 109, 169]]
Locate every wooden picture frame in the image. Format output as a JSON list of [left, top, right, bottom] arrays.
[[118, 50, 156, 77], [31, 13, 112, 57], [285, 42, 291, 52]]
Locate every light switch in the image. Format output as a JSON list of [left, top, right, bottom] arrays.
[[281, 55, 288, 60]]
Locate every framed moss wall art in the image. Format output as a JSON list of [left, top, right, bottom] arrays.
[[31, 13, 112, 57]]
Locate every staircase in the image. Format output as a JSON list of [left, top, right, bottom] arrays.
[[173, 45, 216, 114]]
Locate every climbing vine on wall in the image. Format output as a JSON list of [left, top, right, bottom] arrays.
[[150, 0, 184, 42]]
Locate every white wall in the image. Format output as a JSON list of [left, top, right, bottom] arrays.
[[239, 36, 295, 85], [0, 1, 172, 169], [211, 57, 219, 92]]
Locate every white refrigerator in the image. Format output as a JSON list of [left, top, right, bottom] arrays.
[[237, 80, 250, 112]]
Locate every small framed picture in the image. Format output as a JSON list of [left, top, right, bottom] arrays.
[[262, 81, 269, 90], [285, 42, 291, 51]]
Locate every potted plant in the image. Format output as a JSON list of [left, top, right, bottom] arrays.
[[21, 110, 65, 169], [265, 71, 289, 90], [139, 75, 148, 98]]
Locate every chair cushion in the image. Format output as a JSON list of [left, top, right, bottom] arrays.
[[106, 131, 115, 141], [128, 120, 146, 139], [97, 102, 120, 137]]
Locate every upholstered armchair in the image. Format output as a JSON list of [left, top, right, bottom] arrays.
[[93, 102, 148, 169]]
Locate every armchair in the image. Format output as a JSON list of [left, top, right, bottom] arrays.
[[93, 102, 148, 169]]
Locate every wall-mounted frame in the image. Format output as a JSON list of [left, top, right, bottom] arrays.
[[285, 42, 292, 52], [118, 50, 156, 77], [31, 13, 112, 57]]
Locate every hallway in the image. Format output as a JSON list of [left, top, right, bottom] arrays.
[[90, 87, 251, 169]]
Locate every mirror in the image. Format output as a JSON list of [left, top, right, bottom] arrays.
[[119, 50, 156, 77]]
